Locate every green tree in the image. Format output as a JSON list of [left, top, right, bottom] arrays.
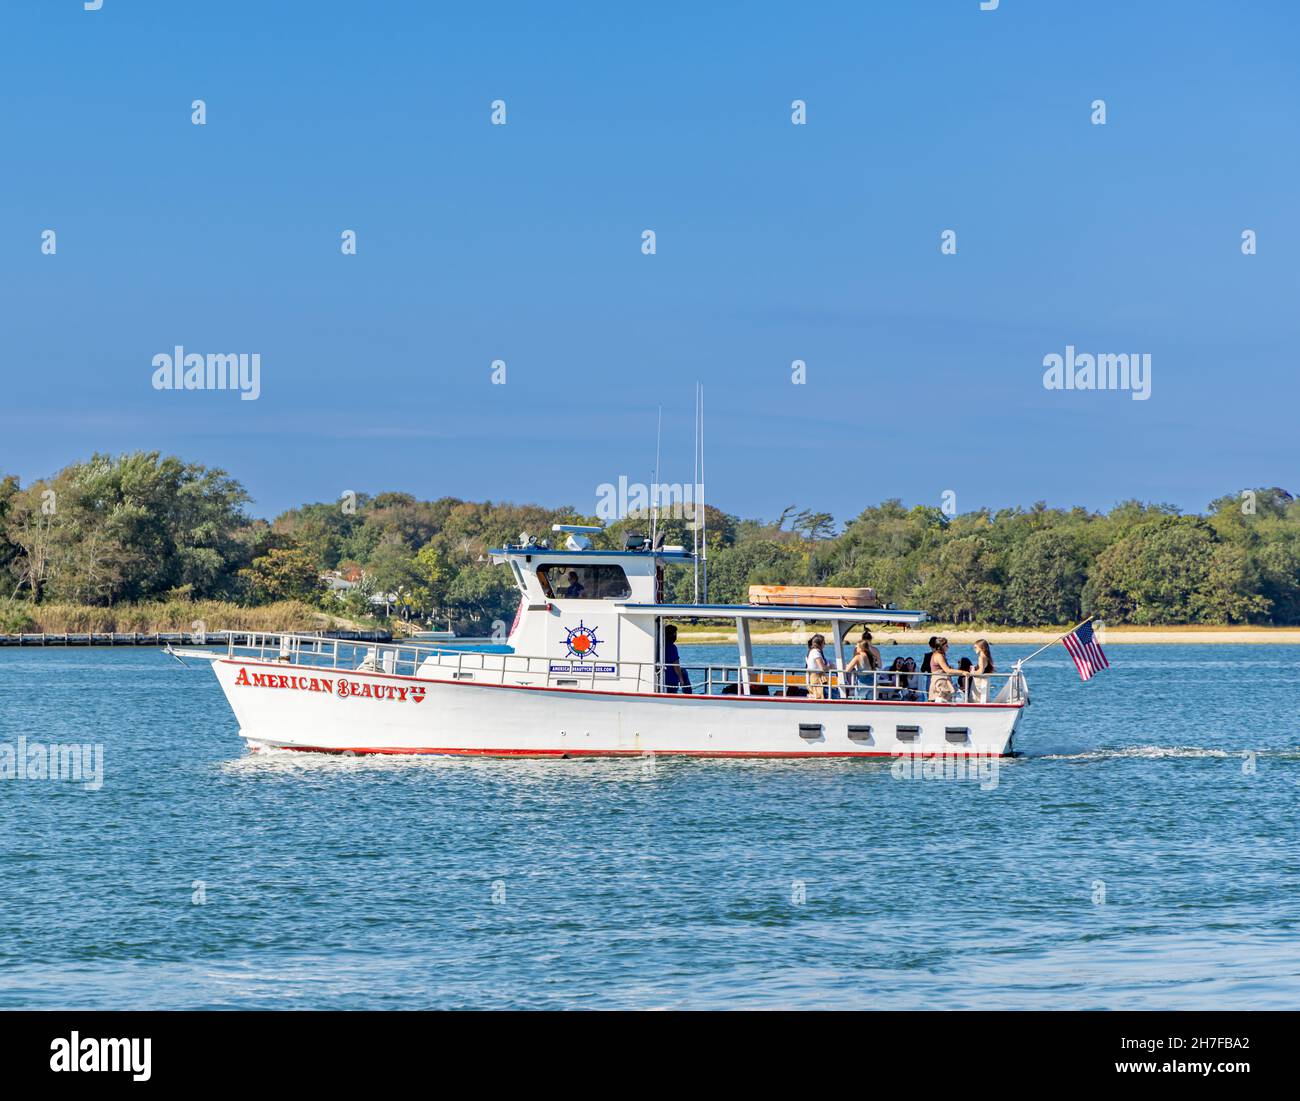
[[915, 534, 1002, 624], [365, 538, 422, 604], [5, 452, 250, 605], [1084, 516, 1266, 625], [1198, 542, 1269, 623], [1005, 530, 1085, 624], [239, 546, 322, 603], [5, 483, 59, 601], [1254, 536, 1300, 623], [704, 540, 807, 604], [444, 564, 518, 632], [792, 509, 836, 544], [0, 475, 19, 584], [409, 543, 452, 614]]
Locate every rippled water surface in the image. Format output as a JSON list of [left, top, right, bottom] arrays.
[[1, 643, 1298, 1009]]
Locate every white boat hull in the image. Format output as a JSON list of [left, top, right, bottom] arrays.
[[213, 658, 1026, 758]]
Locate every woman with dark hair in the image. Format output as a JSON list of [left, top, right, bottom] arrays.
[[918, 635, 938, 699], [844, 638, 880, 699], [859, 628, 881, 671], [899, 656, 919, 700], [878, 657, 909, 701], [806, 634, 830, 699], [926, 637, 962, 703], [877, 657, 902, 700], [969, 639, 995, 702], [956, 656, 973, 701]]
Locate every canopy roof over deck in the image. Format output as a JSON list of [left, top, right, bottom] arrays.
[[616, 603, 929, 625]]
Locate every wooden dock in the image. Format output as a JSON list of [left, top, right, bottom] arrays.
[[0, 630, 393, 647]]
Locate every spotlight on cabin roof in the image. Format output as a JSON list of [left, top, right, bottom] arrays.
[[552, 523, 602, 552], [625, 532, 648, 551]]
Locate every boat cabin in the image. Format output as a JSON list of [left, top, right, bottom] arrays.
[[446, 524, 931, 695]]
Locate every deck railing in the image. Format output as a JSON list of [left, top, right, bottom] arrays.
[[215, 633, 1027, 704]]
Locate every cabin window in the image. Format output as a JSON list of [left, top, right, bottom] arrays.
[[537, 564, 631, 600]]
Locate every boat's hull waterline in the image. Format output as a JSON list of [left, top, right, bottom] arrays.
[[213, 658, 1026, 759]]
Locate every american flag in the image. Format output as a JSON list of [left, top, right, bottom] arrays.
[[1062, 620, 1109, 681]]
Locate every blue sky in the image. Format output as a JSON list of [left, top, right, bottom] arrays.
[[1, 0, 1296, 523]]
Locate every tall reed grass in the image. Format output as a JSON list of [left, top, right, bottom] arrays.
[[0, 599, 329, 634]]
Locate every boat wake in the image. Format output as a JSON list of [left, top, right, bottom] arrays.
[[1036, 745, 1300, 761]]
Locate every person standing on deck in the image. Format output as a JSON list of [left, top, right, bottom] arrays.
[[806, 634, 830, 698], [969, 639, 996, 702], [918, 635, 938, 698], [859, 628, 881, 671], [663, 624, 691, 693], [844, 638, 880, 699], [927, 637, 962, 702]]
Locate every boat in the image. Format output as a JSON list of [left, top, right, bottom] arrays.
[[168, 524, 1028, 758]]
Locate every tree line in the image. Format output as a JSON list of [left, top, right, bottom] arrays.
[[1, 452, 1297, 631]]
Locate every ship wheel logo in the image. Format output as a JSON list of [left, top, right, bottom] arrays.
[[563, 621, 602, 661]]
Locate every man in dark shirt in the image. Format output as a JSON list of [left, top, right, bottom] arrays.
[[663, 624, 691, 693], [563, 571, 586, 598]]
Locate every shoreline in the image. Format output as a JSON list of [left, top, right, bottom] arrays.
[[676, 625, 1300, 645]]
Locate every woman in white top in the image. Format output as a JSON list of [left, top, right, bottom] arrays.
[[805, 634, 829, 699], [968, 639, 995, 702]]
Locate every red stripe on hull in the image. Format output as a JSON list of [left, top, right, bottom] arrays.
[[256, 743, 1016, 759]]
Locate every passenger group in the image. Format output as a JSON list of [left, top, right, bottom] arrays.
[[805, 632, 996, 702]]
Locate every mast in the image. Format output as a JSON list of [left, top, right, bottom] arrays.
[[693, 386, 700, 602], [700, 384, 708, 602], [651, 405, 662, 549]]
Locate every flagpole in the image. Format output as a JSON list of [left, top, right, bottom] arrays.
[[1015, 615, 1096, 669]]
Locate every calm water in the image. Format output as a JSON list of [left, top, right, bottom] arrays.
[[1, 642, 1298, 1010]]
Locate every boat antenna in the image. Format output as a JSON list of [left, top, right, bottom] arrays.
[[693, 385, 700, 603], [651, 404, 662, 549], [700, 383, 708, 603]]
